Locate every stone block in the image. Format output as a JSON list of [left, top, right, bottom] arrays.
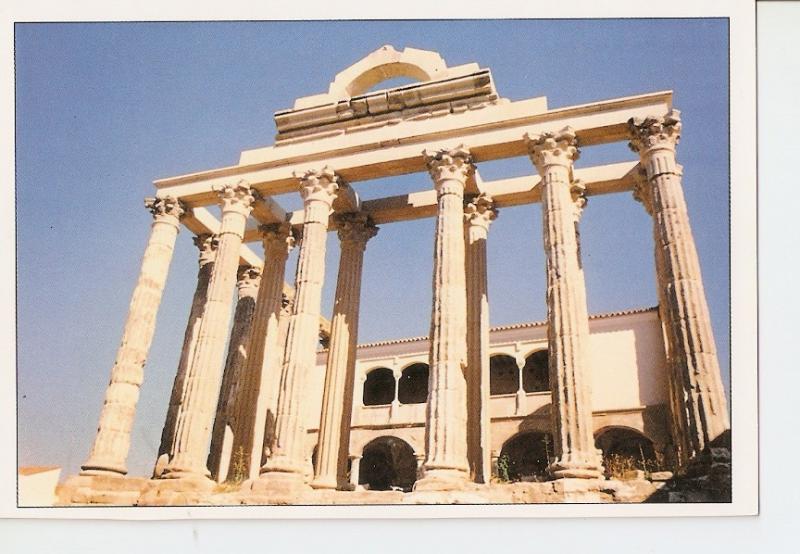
[[650, 471, 674, 481]]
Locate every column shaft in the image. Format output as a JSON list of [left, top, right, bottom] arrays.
[[229, 224, 294, 482], [81, 197, 184, 476], [629, 111, 730, 463], [154, 234, 218, 478], [207, 266, 260, 482], [255, 168, 339, 491], [526, 128, 602, 479], [312, 214, 377, 490], [416, 146, 473, 491], [162, 183, 254, 481], [464, 194, 496, 484]]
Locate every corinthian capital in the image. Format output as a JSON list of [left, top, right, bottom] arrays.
[[423, 145, 474, 193], [193, 233, 220, 266], [260, 222, 296, 258], [628, 109, 682, 155], [524, 126, 580, 171], [571, 180, 588, 221], [236, 265, 262, 295], [214, 180, 255, 216], [144, 196, 186, 221], [295, 167, 341, 207], [464, 193, 497, 231], [335, 212, 379, 247]]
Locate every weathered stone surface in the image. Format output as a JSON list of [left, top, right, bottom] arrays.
[[414, 146, 474, 492], [256, 168, 339, 492], [81, 197, 185, 477], [161, 183, 254, 485], [464, 193, 496, 484], [155, 234, 218, 478], [525, 128, 603, 480], [312, 213, 378, 490], [207, 265, 261, 482], [226, 223, 296, 482], [629, 111, 730, 465], [650, 471, 674, 482]]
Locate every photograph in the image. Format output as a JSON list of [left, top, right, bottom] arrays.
[[10, 14, 755, 517]]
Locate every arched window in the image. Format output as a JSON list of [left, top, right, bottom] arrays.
[[497, 432, 554, 482], [522, 350, 549, 392], [398, 363, 429, 404], [359, 436, 418, 491], [490, 354, 519, 395], [595, 427, 658, 475], [362, 367, 395, 406]]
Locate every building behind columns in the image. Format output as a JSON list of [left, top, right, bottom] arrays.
[[59, 45, 731, 506]]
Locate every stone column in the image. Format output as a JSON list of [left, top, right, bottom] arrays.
[[348, 455, 362, 490], [161, 182, 254, 485], [153, 234, 218, 478], [312, 213, 378, 490], [628, 111, 730, 464], [464, 193, 496, 484], [252, 168, 339, 494], [415, 146, 473, 491], [81, 196, 184, 477], [525, 127, 603, 479], [207, 265, 261, 483], [229, 223, 295, 482]]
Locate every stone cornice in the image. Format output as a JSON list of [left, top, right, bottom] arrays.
[[275, 69, 499, 142]]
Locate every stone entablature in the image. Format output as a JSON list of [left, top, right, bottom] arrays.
[[276, 46, 503, 143]]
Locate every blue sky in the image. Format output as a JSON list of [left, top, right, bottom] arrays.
[[15, 19, 729, 477]]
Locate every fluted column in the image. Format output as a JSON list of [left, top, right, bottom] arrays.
[[253, 168, 339, 493], [628, 111, 730, 464], [312, 213, 378, 490], [207, 266, 261, 482], [161, 182, 254, 483], [153, 234, 218, 478], [464, 194, 496, 484], [415, 146, 473, 491], [525, 127, 603, 479], [228, 223, 295, 482], [81, 197, 184, 477]]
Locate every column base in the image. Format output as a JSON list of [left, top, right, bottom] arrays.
[[136, 474, 216, 506], [245, 470, 312, 498], [309, 475, 339, 490], [413, 468, 472, 492], [549, 459, 604, 480], [58, 474, 147, 506]]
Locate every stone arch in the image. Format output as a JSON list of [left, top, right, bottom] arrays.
[[359, 436, 418, 492], [522, 349, 549, 393], [398, 362, 429, 404], [595, 426, 657, 471], [328, 45, 450, 99], [498, 431, 554, 482], [362, 367, 395, 406], [490, 354, 519, 395]]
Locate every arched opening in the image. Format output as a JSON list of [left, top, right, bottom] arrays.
[[359, 436, 417, 491], [490, 354, 519, 395], [595, 427, 658, 476], [398, 363, 429, 404], [497, 432, 553, 482], [363, 367, 395, 406], [522, 350, 549, 392]]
